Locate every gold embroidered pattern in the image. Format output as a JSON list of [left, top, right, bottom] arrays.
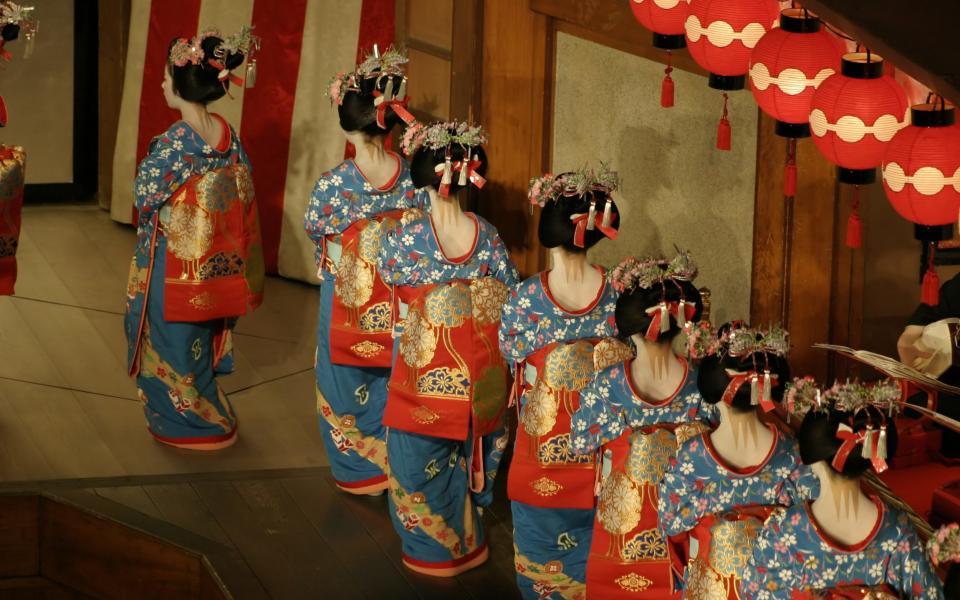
[[625, 428, 677, 486], [188, 291, 217, 310], [544, 341, 595, 391], [598, 471, 642, 535], [399, 308, 437, 369], [358, 219, 386, 263], [675, 422, 711, 445], [411, 405, 440, 425], [469, 278, 509, 325], [0, 146, 25, 197], [400, 208, 424, 226], [167, 202, 214, 279], [538, 433, 593, 465], [334, 250, 374, 308], [235, 165, 254, 205], [615, 573, 653, 593], [416, 367, 470, 398], [622, 528, 668, 561], [522, 381, 558, 436], [315, 387, 387, 471], [594, 337, 635, 371], [685, 559, 727, 600], [359, 301, 392, 333], [530, 476, 563, 497], [425, 283, 471, 328], [350, 340, 385, 358], [708, 516, 763, 577], [195, 167, 237, 212]]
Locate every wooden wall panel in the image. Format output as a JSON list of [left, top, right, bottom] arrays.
[[0, 495, 39, 578], [406, 0, 453, 52], [407, 48, 452, 120], [479, 0, 551, 277]]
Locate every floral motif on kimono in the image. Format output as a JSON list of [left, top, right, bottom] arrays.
[[304, 156, 426, 367], [741, 499, 944, 600], [497, 269, 629, 510], [378, 211, 519, 441], [0, 145, 25, 296], [657, 429, 820, 598], [571, 360, 718, 598]]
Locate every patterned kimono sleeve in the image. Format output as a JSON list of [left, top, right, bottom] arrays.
[[657, 441, 706, 536], [740, 507, 797, 600], [304, 174, 343, 244], [234, 133, 253, 172], [779, 457, 820, 505], [376, 221, 419, 287], [888, 525, 945, 599], [488, 234, 520, 288], [134, 131, 190, 224], [570, 367, 628, 455], [498, 282, 531, 374]]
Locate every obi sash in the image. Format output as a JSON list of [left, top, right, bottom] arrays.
[[160, 163, 264, 322], [682, 505, 774, 599], [508, 338, 634, 509], [383, 277, 511, 441], [327, 209, 404, 367], [0, 145, 25, 296]]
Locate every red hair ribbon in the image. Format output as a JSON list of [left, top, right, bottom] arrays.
[[832, 424, 888, 474], [721, 369, 778, 412], [433, 158, 486, 197], [571, 211, 618, 248], [373, 91, 415, 128], [208, 59, 244, 86], [0, 40, 11, 62], [643, 300, 696, 342]]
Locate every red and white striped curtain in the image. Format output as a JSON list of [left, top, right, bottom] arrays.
[[110, 0, 395, 283]]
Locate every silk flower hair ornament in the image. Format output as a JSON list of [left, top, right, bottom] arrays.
[[403, 121, 489, 197], [327, 45, 415, 128], [610, 249, 698, 341], [169, 25, 260, 93], [696, 323, 790, 412], [529, 164, 621, 247]]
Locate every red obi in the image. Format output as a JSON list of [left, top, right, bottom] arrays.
[[0, 145, 25, 296], [383, 277, 511, 441], [328, 209, 404, 367], [160, 163, 264, 322], [588, 425, 688, 599], [508, 338, 634, 509], [679, 506, 774, 599]]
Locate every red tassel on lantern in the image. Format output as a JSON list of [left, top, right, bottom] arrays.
[[783, 138, 797, 197], [661, 52, 675, 108], [846, 186, 862, 249], [922, 243, 940, 305], [717, 93, 731, 151]]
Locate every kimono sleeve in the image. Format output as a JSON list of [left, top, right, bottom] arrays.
[[657, 439, 707, 536], [740, 508, 797, 600], [134, 131, 191, 222], [887, 525, 945, 600], [498, 282, 533, 370], [570, 367, 628, 455], [304, 173, 343, 244], [488, 234, 520, 288]]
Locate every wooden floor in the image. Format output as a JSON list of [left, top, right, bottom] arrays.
[[0, 206, 521, 598]]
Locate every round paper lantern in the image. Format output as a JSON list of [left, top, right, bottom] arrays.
[[883, 103, 960, 226], [808, 52, 910, 185], [749, 9, 843, 138], [630, 0, 691, 50], [685, 0, 780, 91]]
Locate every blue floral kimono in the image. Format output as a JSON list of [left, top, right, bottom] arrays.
[[123, 117, 252, 447], [571, 360, 717, 599], [657, 428, 819, 598], [377, 211, 518, 574], [498, 269, 624, 600], [741, 499, 944, 599], [303, 154, 423, 493]]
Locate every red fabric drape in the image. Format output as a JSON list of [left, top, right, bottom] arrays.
[[344, 0, 397, 160]]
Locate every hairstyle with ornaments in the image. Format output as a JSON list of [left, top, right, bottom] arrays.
[[531, 164, 621, 252], [167, 26, 259, 105], [611, 249, 701, 344], [403, 120, 489, 196], [327, 45, 414, 136], [0, 2, 37, 60], [693, 322, 791, 414]]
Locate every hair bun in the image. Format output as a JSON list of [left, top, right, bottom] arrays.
[[1, 23, 19, 42], [224, 50, 244, 71]]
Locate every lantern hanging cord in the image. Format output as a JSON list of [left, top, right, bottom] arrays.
[[823, 22, 857, 42]]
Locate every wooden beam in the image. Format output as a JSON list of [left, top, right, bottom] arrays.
[[800, 0, 960, 106], [529, 0, 707, 75], [0, 495, 39, 578]]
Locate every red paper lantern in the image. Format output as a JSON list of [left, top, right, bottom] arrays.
[[685, 0, 780, 91], [630, 0, 691, 50], [808, 52, 909, 184], [883, 104, 960, 226], [749, 10, 843, 138]]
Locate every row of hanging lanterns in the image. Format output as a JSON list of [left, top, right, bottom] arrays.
[[627, 0, 960, 305]]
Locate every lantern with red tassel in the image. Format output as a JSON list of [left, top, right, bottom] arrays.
[[685, 0, 779, 150], [808, 52, 909, 248], [629, 0, 692, 108], [882, 101, 960, 306], [749, 9, 844, 197]]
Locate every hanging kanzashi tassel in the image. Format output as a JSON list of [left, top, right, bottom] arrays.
[[877, 425, 888, 460], [861, 425, 874, 459], [675, 299, 688, 330], [750, 374, 759, 405], [716, 93, 731, 151], [922, 242, 941, 306], [397, 77, 407, 100], [783, 138, 797, 197], [846, 186, 862, 249], [762, 370, 772, 405], [661, 52, 675, 108], [244, 58, 257, 88], [586, 199, 597, 231], [458, 155, 470, 187]]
